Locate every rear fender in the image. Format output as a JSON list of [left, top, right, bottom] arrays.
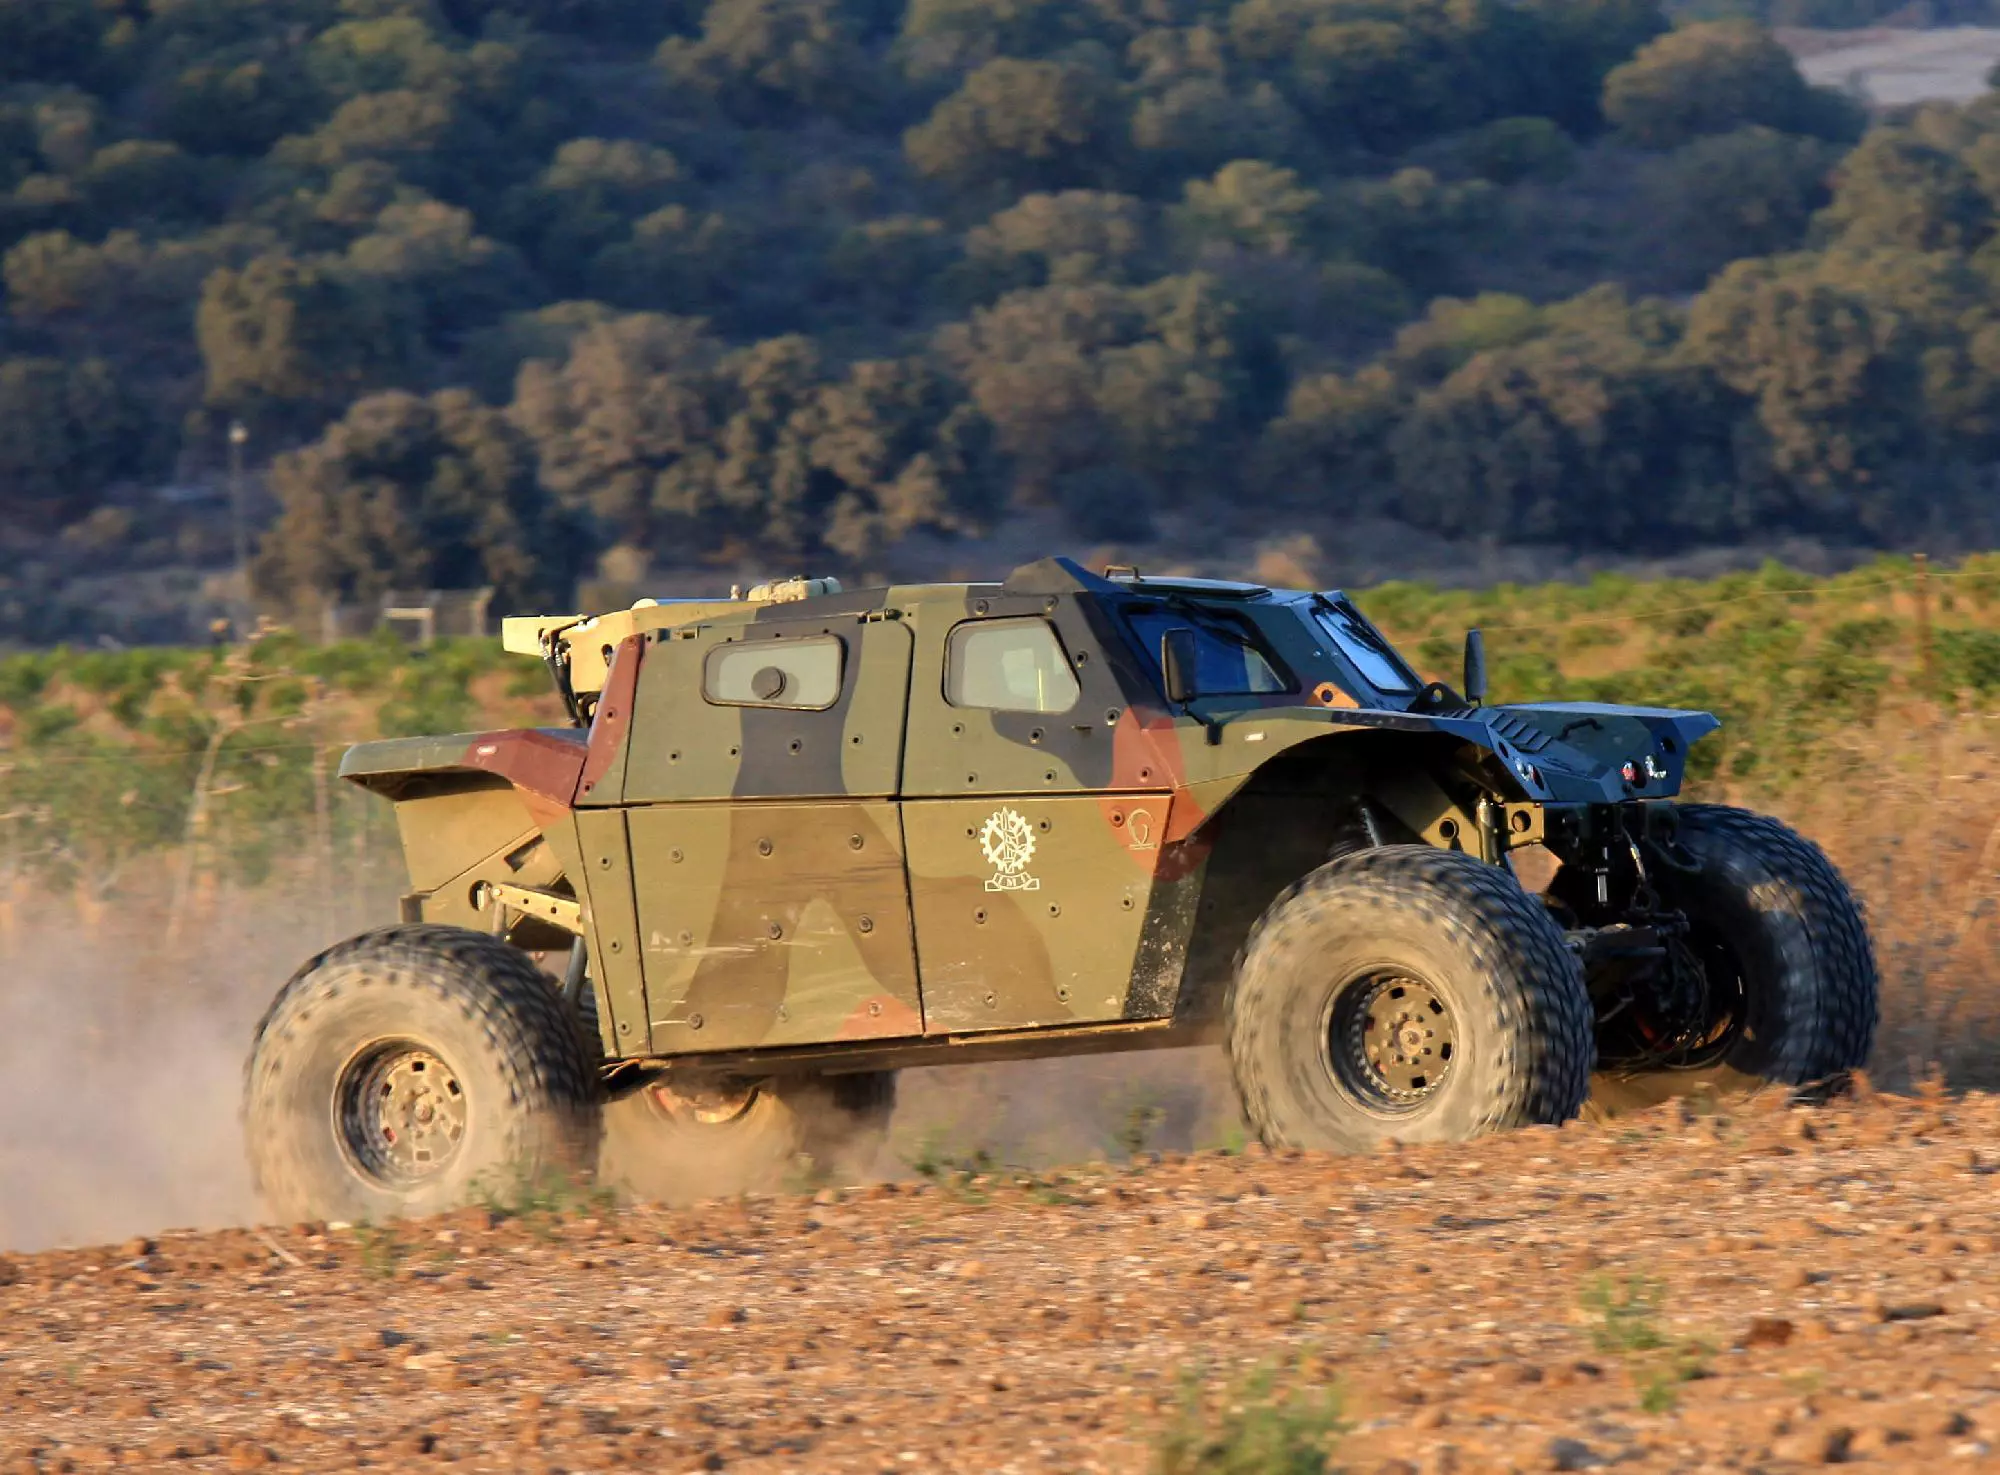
[[339, 728, 589, 940]]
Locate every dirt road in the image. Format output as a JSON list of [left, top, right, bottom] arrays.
[[3, 1087, 1997, 1474]]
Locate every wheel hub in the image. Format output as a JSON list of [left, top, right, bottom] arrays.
[[648, 1078, 761, 1126], [338, 1043, 467, 1185], [1329, 974, 1458, 1110]]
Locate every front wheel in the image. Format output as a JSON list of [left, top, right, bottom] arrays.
[[1588, 805, 1878, 1114], [243, 926, 603, 1223], [1227, 847, 1594, 1152]]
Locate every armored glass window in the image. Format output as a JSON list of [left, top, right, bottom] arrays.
[[1125, 604, 1291, 696], [703, 636, 844, 710], [1310, 600, 1419, 694], [946, 618, 1081, 714]]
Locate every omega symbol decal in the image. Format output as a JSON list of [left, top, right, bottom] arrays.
[[1127, 806, 1158, 851], [978, 807, 1041, 892]]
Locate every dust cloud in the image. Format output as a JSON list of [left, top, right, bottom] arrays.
[[0, 884, 371, 1254], [0, 873, 1246, 1253], [887, 1048, 1245, 1175]]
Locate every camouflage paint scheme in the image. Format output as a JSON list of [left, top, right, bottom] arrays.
[[339, 558, 1721, 1073]]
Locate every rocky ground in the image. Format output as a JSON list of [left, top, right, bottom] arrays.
[[3, 1085, 1999, 1474]]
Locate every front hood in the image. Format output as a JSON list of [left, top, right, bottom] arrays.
[[1426, 701, 1720, 804], [1184, 698, 1719, 806]]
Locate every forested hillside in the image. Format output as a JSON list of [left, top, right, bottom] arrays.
[[7, 0, 2000, 638]]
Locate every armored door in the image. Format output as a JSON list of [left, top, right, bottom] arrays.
[[618, 612, 924, 1054], [899, 597, 1186, 1034]]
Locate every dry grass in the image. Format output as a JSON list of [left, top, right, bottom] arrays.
[[1724, 703, 2000, 1092]]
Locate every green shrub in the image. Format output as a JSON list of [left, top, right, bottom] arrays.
[[1937, 628, 2000, 697], [1153, 1361, 1346, 1475]]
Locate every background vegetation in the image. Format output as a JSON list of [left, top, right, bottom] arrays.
[[10, 0, 2000, 640], [0, 552, 1977, 890]]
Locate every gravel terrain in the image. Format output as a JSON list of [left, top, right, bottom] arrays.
[[4, 1086, 1999, 1474]]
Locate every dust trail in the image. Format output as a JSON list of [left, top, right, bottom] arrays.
[[0, 885, 375, 1253], [0, 869, 1246, 1248], [882, 1047, 1246, 1175]]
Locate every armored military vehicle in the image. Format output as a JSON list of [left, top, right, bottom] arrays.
[[243, 559, 1877, 1221]]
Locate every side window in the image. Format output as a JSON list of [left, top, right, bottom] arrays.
[[946, 617, 1081, 714], [1125, 606, 1292, 696], [703, 636, 845, 709]]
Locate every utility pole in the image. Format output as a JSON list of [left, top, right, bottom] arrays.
[[228, 419, 250, 639], [1914, 551, 1936, 695]]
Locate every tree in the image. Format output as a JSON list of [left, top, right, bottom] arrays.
[[1817, 126, 1995, 254], [499, 137, 682, 286], [824, 216, 955, 325], [306, 15, 466, 102], [459, 300, 619, 403], [937, 274, 1264, 505], [905, 58, 1123, 198], [437, 0, 693, 42], [1601, 21, 1859, 150], [657, 0, 880, 124], [157, 53, 325, 158], [1458, 117, 1577, 185], [1641, 127, 1838, 287], [345, 198, 533, 346], [0, 0, 102, 87], [0, 357, 153, 533], [588, 204, 742, 317], [960, 190, 1153, 293], [805, 355, 1000, 558], [1253, 364, 1403, 514], [894, 0, 1102, 82], [508, 311, 728, 545], [1325, 168, 1499, 297], [1679, 250, 1955, 528], [271, 88, 484, 195], [1129, 77, 1308, 183], [253, 388, 580, 612], [1389, 290, 1735, 544], [4, 229, 229, 336], [1173, 160, 1323, 258], [508, 312, 993, 560], [1516, 0, 1668, 136], [78, 142, 209, 230], [196, 253, 420, 429]]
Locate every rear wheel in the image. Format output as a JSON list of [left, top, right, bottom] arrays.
[[1227, 847, 1594, 1152], [598, 1071, 896, 1204], [244, 926, 602, 1223], [1588, 805, 1877, 1115]]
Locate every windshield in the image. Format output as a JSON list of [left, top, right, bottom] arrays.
[[1310, 599, 1420, 694], [1127, 603, 1291, 696]]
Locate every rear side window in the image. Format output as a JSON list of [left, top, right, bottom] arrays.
[[947, 618, 1081, 713], [704, 636, 845, 709]]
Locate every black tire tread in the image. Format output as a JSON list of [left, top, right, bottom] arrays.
[[1226, 846, 1594, 1147], [244, 925, 601, 1218], [1673, 805, 1878, 1082]]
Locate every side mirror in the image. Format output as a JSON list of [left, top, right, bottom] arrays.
[[1463, 628, 1487, 707], [1161, 627, 1199, 705]]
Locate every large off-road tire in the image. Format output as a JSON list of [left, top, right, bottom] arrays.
[[244, 925, 603, 1223], [1588, 805, 1878, 1115], [1227, 846, 1594, 1152], [598, 1071, 896, 1204]]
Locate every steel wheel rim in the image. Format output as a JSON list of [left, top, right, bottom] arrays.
[[645, 1077, 763, 1127], [336, 1040, 468, 1186], [1323, 971, 1458, 1114]]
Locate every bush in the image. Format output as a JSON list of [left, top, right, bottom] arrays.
[[1153, 1361, 1346, 1475]]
